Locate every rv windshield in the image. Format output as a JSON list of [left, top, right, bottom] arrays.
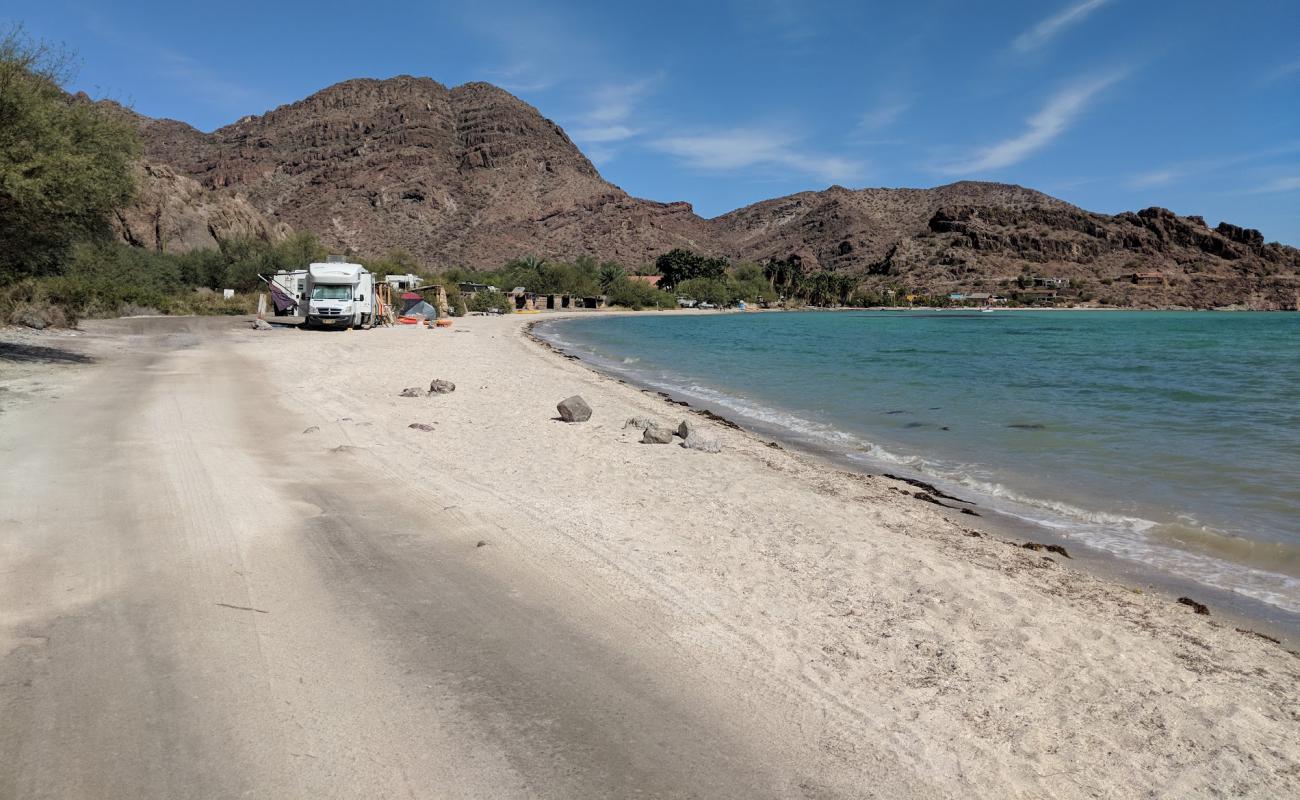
[[312, 284, 352, 301]]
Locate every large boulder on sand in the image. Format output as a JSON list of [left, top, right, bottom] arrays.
[[681, 433, 722, 453], [677, 419, 697, 439], [557, 395, 592, 422], [641, 424, 675, 444], [428, 379, 456, 394]]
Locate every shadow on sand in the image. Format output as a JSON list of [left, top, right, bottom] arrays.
[[0, 342, 94, 365]]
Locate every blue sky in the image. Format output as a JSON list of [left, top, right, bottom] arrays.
[[6, 0, 1299, 243]]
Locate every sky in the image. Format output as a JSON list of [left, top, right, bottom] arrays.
[[5, 0, 1299, 243]]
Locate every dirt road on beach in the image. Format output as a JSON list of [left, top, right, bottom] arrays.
[[3, 315, 1298, 800], [0, 317, 814, 799]]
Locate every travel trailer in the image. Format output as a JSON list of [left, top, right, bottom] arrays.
[[304, 261, 375, 328]]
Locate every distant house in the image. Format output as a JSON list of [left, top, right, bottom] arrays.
[[948, 293, 966, 301], [1032, 276, 1065, 289], [631, 275, 663, 288], [459, 282, 491, 296], [1130, 272, 1166, 286], [1017, 288, 1059, 303]]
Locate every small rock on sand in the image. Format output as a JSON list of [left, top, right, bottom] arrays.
[[399, 387, 423, 397], [557, 395, 592, 422], [251, 319, 273, 331], [428, 379, 455, 394], [624, 416, 657, 430], [408, 423, 436, 431], [677, 419, 697, 439], [642, 424, 675, 444], [681, 433, 722, 453], [302, 426, 320, 434]]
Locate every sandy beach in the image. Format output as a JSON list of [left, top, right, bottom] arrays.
[[3, 313, 1298, 798]]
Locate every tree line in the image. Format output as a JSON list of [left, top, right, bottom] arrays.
[[0, 26, 877, 325]]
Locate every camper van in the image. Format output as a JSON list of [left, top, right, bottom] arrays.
[[304, 261, 374, 328], [269, 269, 308, 315]]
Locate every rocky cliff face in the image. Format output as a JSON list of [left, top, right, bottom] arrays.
[[138, 76, 711, 266], [130, 76, 1300, 309], [111, 162, 290, 253]]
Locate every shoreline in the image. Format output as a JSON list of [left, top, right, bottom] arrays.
[[526, 312, 1300, 645]]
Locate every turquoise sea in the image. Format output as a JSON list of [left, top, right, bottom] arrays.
[[537, 311, 1300, 620]]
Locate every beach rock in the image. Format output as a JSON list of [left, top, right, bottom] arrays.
[[681, 433, 722, 453], [428, 379, 455, 394], [408, 423, 436, 431], [1177, 596, 1210, 615], [641, 424, 675, 444], [624, 416, 657, 430], [677, 419, 697, 439], [302, 426, 319, 434], [399, 387, 423, 397], [251, 319, 273, 330], [557, 395, 592, 422]]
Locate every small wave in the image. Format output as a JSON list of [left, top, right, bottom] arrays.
[[536, 322, 1300, 615]]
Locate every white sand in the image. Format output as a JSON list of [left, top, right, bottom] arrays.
[[247, 313, 1299, 798]]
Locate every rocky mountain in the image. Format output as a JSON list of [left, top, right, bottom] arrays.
[[125, 76, 1300, 309], [135, 76, 712, 267]]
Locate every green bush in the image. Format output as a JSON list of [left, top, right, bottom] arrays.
[[466, 290, 511, 314], [605, 277, 676, 310], [0, 27, 139, 283]]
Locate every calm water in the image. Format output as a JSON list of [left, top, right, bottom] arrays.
[[539, 311, 1300, 615]]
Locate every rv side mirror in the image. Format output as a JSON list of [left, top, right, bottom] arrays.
[[358, 294, 364, 301]]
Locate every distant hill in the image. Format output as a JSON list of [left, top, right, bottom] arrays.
[[117, 76, 1299, 309]]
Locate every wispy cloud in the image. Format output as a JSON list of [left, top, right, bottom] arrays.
[[651, 128, 865, 183], [1127, 141, 1300, 189], [156, 51, 264, 113], [1013, 0, 1114, 53], [568, 76, 662, 157], [1262, 57, 1300, 83], [937, 73, 1124, 174], [1245, 176, 1300, 194], [482, 63, 555, 94], [856, 98, 910, 132]]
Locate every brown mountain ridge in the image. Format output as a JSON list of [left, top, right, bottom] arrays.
[[121, 75, 1299, 309]]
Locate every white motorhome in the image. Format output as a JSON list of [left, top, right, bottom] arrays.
[[304, 261, 375, 328]]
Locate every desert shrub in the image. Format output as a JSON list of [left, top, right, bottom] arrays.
[[466, 291, 511, 314], [606, 277, 675, 310], [0, 26, 139, 283]]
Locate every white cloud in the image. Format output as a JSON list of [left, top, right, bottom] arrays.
[[1263, 57, 1300, 83], [857, 98, 910, 132], [571, 125, 637, 143], [651, 129, 865, 183], [937, 73, 1123, 174], [566, 76, 663, 159], [1246, 176, 1300, 194], [1013, 0, 1113, 53], [1126, 141, 1300, 189]]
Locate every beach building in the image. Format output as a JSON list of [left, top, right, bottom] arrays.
[[537, 293, 574, 310], [508, 288, 537, 311], [458, 282, 492, 297]]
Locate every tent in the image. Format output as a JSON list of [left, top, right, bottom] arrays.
[[400, 292, 424, 313], [403, 300, 438, 319]]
